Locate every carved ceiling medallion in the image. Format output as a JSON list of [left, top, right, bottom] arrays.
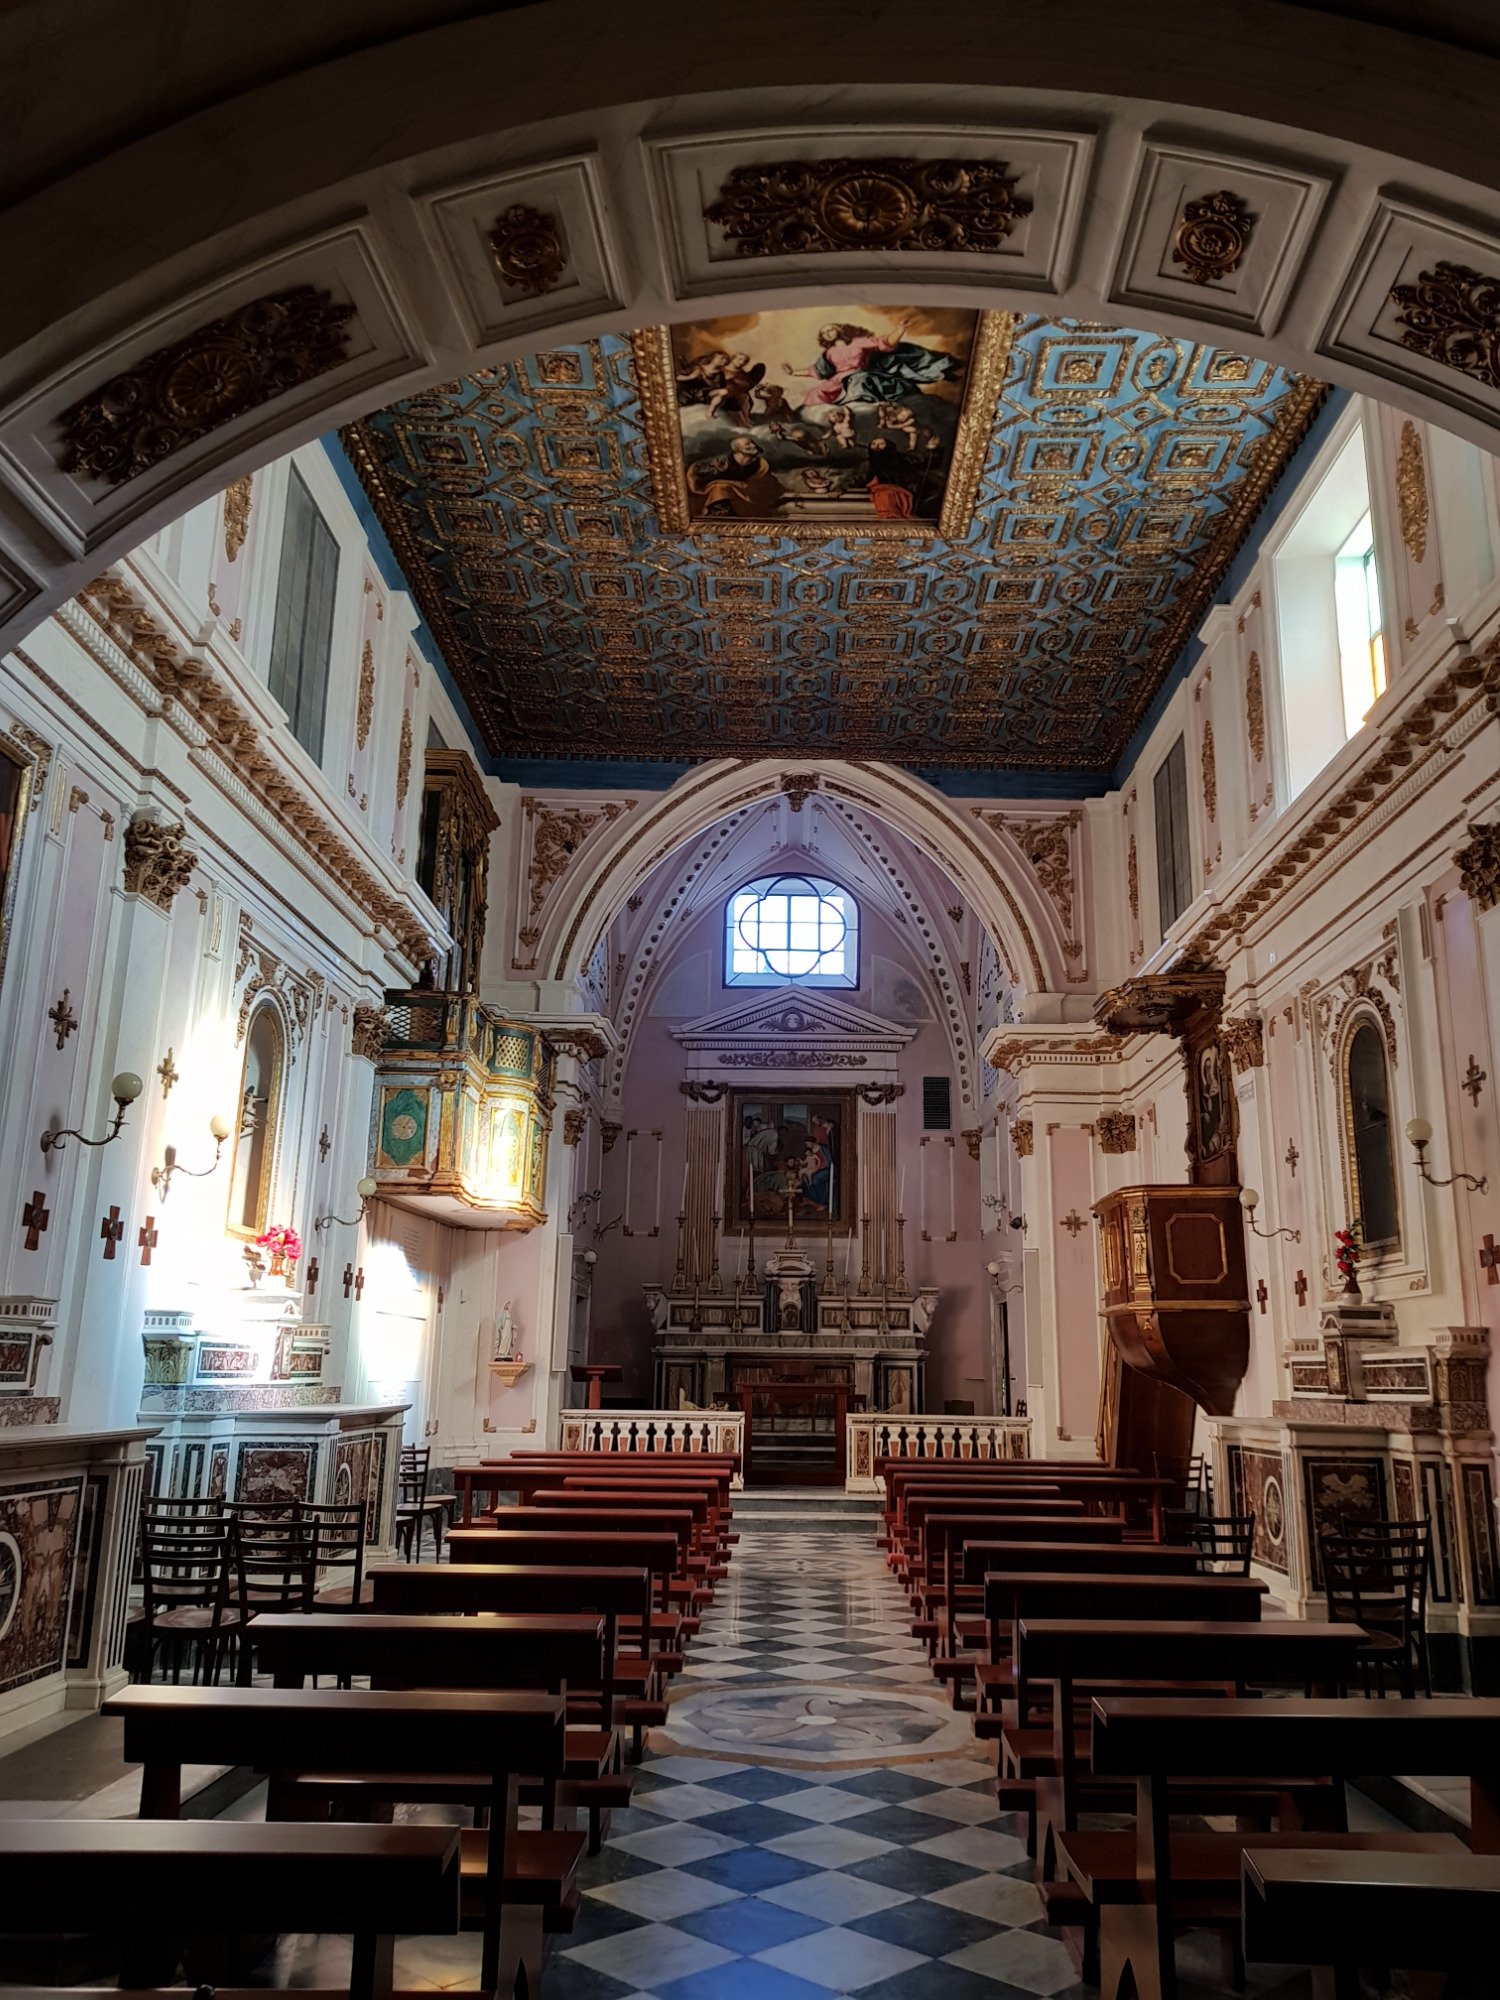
[[60, 288, 355, 485], [704, 157, 1031, 259], [1171, 190, 1254, 285], [1389, 261, 1500, 393], [488, 203, 569, 296]]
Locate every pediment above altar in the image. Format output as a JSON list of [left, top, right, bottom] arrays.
[[672, 989, 915, 1066]]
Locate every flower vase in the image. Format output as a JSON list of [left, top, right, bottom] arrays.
[[269, 1250, 287, 1278], [1342, 1273, 1362, 1300]]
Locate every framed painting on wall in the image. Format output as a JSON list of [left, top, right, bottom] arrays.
[[0, 731, 39, 995], [726, 1090, 856, 1232]]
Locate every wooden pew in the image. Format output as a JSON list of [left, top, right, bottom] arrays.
[[525, 1488, 727, 1576], [104, 1682, 571, 1997], [892, 1487, 1074, 1577], [881, 1459, 1133, 1531], [468, 1508, 705, 1605], [1242, 1847, 1500, 1990], [0, 1820, 461, 2000], [451, 1454, 736, 1528], [1081, 1695, 1495, 2000], [555, 1476, 737, 1550], [963, 1540, 1200, 1584]]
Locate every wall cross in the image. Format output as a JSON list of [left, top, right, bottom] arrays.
[[99, 1205, 124, 1260], [21, 1190, 49, 1251], [1481, 1235, 1499, 1286], [1293, 1269, 1309, 1307], [1255, 1279, 1268, 1314], [1284, 1141, 1300, 1179], [343, 1262, 355, 1298], [1463, 1055, 1488, 1107], [138, 1217, 159, 1266], [305, 1256, 319, 1298], [48, 990, 77, 1051], [354, 1266, 366, 1301]]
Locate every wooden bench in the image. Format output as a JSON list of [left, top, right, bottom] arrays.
[[470, 1508, 706, 1604], [1080, 1695, 1498, 2000], [104, 1682, 572, 1997], [1242, 1847, 1500, 1989], [963, 1539, 1200, 1584], [453, 1458, 736, 1528], [525, 1488, 728, 1575], [0, 1820, 461, 2000]]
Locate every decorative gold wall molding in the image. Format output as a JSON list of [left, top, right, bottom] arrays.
[[59, 288, 355, 485], [980, 810, 1082, 949], [355, 640, 376, 752], [1223, 1014, 1266, 1072], [1389, 261, 1500, 393], [1011, 1118, 1034, 1158], [351, 1004, 391, 1062], [222, 475, 253, 562], [545, 1025, 610, 1065], [1396, 420, 1430, 564], [1245, 648, 1267, 764], [1201, 719, 1218, 826], [488, 203, 569, 295], [78, 572, 434, 968], [1096, 1110, 1138, 1154], [1455, 820, 1500, 912], [522, 798, 634, 953], [122, 812, 196, 910], [395, 707, 414, 808], [703, 157, 1031, 258], [991, 1032, 1126, 1073], [1171, 190, 1254, 285]]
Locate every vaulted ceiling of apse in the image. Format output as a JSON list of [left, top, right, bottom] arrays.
[[340, 308, 1325, 787]]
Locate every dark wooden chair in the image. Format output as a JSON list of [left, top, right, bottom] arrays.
[[136, 1510, 242, 1685], [227, 1515, 319, 1679], [1321, 1520, 1431, 1695], [395, 1445, 452, 1561], [1186, 1512, 1256, 1575], [306, 1500, 371, 1611]]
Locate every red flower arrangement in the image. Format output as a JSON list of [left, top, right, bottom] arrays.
[[255, 1223, 303, 1264], [1334, 1222, 1361, 1294]]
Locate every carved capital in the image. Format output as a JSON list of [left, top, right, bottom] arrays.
[[1223, 1014, 1266, 1073], [599, 1119, 622, 1154], [1095, 1111, 1137, 1155], [680, 1079, 727, 1103], [544, 1026, 610, 1065], [960, 1128, 983, 1162], [122, 812, 196, 910], [563, 1107, 588, 1148], [1456, 821, 1500, 914], [351, 1005, 391, 1062], [1011, 1118, 1034, 1159]]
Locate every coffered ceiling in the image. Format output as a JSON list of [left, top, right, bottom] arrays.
[[343, 311, 1324, 786]]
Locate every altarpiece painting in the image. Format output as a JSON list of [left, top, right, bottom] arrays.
[[727, 1090, 856, 1231]]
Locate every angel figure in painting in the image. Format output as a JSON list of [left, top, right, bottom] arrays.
[[783, 320, 962, 411]]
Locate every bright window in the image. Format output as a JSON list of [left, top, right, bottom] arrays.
[[1334, 511, 1386, 733], [725, 876, 858, 987]]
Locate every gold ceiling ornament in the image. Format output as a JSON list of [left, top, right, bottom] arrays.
[[395, 706, 414, 808], [78, 573, 434, 968], [1223, 1014, 1266, 1072], [781, 770, 821, 811], [1170, 190, 1254, 285], [630, 311, 1015, 543], [59, 287, 355, 486], [487, 203, 569, 296], [1010, 1118, 1034, 1158], [1095, 1110, 1137, 1154], [122, 811, 197, 911], [1390, 260, 1500, 392], [1245, 648, 1267, 764], [1455, 819, 1500, 913], [1396, 419, 1429, 564], [703, 157, 1031, 259], [982, 811, 1081, 946], [351, 1004, 391, 1062], [356, 640, 376, 751], [1201, 718, 1218, 824], [524, 798, 631, 920], [222, 474, 253, 561]]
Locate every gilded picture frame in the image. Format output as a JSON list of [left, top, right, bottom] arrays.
[[725, 1088, 858, 1234], [633, 308, 1014, 540], [0, 729, 40, 999]]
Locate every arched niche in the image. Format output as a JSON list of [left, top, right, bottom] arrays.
[[1340, 1009, 1401, 1254], [229, 997, 287, 1239]]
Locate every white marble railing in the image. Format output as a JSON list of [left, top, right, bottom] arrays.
[[845, 1415, 1032, 1491], [558, 1408, 746, 1484]]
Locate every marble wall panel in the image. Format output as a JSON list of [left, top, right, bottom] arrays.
[[234, 1443, 316, 1505], [0, 1477, 82, 1692]]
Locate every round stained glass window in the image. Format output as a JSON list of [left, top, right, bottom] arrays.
[[727, 876, 857, 985]]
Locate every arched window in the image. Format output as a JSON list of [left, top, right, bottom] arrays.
[[229, 1002, 284, 1236], [1346, 1019, 1399, 1250], [725, 875, 858, 988]]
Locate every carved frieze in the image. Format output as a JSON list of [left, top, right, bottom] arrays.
[[59, 288, 355, 485], [703, 157, 1031, 258], [981, 810, 1082, 952], [122, 812, 196, 910], [522, 798, 631, 941], [395, 709, 414, 808], [1389, 261, 1500, 393], [1201, 719, 1217, 825], [1171, 190, 1254, 285], [544, 1025, 610, 1065], [1096, 1111, 1137, 1154]]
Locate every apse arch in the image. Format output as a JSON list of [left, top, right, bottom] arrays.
[[6, 4, 1500, 661]]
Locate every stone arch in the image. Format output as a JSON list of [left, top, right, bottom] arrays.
[[6, 5, 1500, 659]]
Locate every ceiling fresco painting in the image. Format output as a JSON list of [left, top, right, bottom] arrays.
[[342, 312, 1325, 778], [637, 307, 1006, 535]]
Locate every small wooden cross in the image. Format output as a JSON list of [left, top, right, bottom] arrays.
[[343, 1262, 355, 1299], [1256, 1278, 1268, 1315], [1293, 1269, 1309, 1307], [318, 1124, 331, 1163], [21, 1190, 49, 1251], [48, 990, 77, 1052], [99, 1205, 124, 1260], [1481, 1235, 1500, 1286], [1463, 1055, 1488, 1107], [353, 1266, 366, 1301], [305, 1255, 320, 1298], [1284, 1141, 1300, 1179], [137, 1216, 159, 1266]]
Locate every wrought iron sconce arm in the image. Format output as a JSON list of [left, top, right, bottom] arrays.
[[1238, 1186, 1301, 1243], [1406, 1119, 1488, 1194], [152, 1114, 231, 1200], [40, 1071, 143, 1154], [315, 1177, 378, 1231]]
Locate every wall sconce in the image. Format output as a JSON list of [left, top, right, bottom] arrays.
[[40, 1071, 143, 1154], [1406, 1118, 1488, 1193], [315, 1177, 378, 1231], [1239, 1186, 1301, 1243], [151, 1112, 232, 1201]]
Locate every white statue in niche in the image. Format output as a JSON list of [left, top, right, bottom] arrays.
[[912, 1289, 939, 1338], [644, 1286, 669, 1334], [491, 1299, 516, 1361]]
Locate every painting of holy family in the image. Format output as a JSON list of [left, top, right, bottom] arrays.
[[728, 1091, 854, 1230], [638, 306, 1001, 533]]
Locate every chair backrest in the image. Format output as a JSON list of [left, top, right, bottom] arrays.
[[399, 1446, 431, 1509], [225, 1498, 302, 1524], [141, 1496, 224, 1522], [1321, 1521, 1429, 1633], [1154, 1452, 1212, 1511], [138, 1513, 233, 1619], [230, 1515, 320, 1617], [1186, 1512, 1256, 1576], [303, 1500, 367, 1599]]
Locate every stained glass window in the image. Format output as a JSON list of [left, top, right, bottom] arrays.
[[725, 875, 858, 987]]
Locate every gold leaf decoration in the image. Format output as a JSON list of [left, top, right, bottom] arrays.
[[488, 204, 568, 296], [1396, 419, 1429, 564], [395, 708, 414, 809], [1201, 719, 1218, 824], [1389, 261, 1500, 392], [1171, 190, 1254, 285], [60, 288, 355, 485], [222, 474, 253, 561], [704, 157, 1031, 258], [1245, 649, 1266, 764], [356, 640, 376, 751]]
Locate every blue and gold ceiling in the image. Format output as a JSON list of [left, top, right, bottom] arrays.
[[341, 313, 1324, 782]]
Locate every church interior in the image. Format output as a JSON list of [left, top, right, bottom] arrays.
[[5, 5, 1500, 1994]]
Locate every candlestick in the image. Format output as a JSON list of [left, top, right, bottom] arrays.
[[825, 1210, 834, 1283], [710, 1211, 721, 1288], [747, 1200, 757, 1280], [784, 1177, 796, 1249], [895, 1212, 907, 1291], [673, 1210, 687, 1291], [859, 1213, 871, 1296]]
